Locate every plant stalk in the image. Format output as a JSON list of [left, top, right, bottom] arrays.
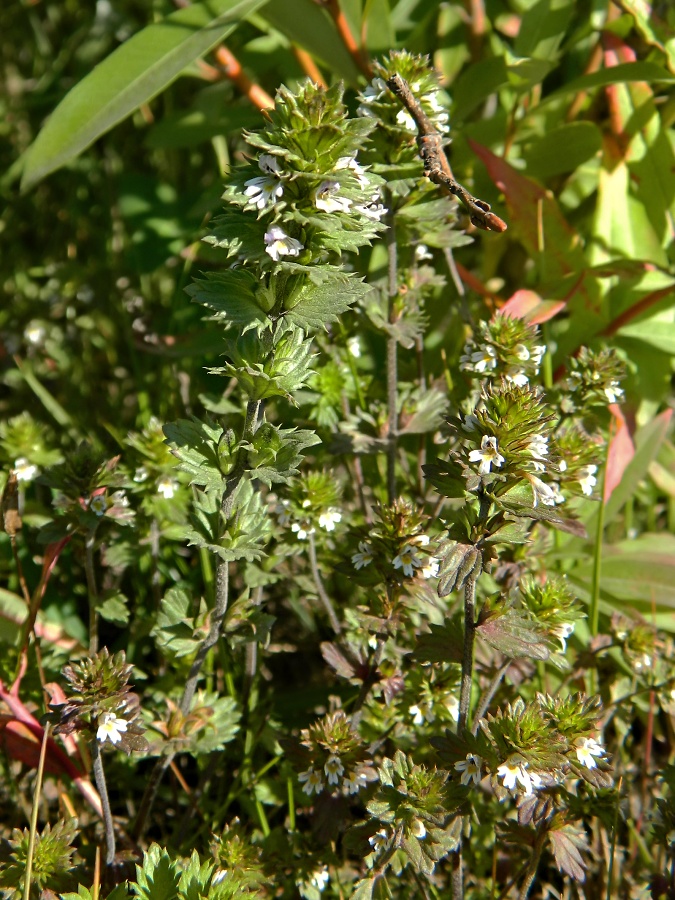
[[85, 533, 99, 655], [307, 531, 341, 633], [517, 827, 547, 899], [386, 207, 398, 505], [23, 723, 49, 900], [91, 739, 116, 866]]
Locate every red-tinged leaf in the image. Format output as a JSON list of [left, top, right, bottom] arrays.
[[320, 641, 357, 679], [500, 289, 566, 324], [0, 681, 102, 817], [468, 141, 595, 302], [548, 824, 588, 882], [604, 405, 635, 503]]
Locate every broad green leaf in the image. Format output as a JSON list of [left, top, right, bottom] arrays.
[[523, 122, 602, 179], [544, 61, 675, 104], [451, 57, 509, 123], [618, 307, 675, 354], [514, 0, 575, 61], [258, 0, 361, 84], [575, 534, 675, 617], [21, 0, 269, 190]]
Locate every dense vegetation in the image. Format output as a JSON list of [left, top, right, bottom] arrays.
[[2, 2, 675, 898]]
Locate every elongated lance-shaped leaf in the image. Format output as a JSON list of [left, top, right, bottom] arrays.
[[20, 0, 269, 190]]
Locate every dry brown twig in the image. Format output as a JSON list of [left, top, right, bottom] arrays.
[[386, 73, 507, 233]]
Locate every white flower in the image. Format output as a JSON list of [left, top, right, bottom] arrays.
[[309, 867, 329, 891], [24, 323, 46, 345], [347, 336, 361, 358], [497, 763, 541, 796], [264, 226, 304, 261], [421, 557, 440, 579], [355, 200, 387, 221], [505, 367, 529, 387], [258, 153, 282, 175], [314, 180, 352, 213], [605, 382, 623, 403], [343, 770, 368, 794], [324, 754, 344, 785], [527, 435, 549, 461], [558, 459, 567, 472], [133, 466, 148, 483], [468, 435, 505, 475], [461, 344, 496, 373], [318, 508, 342, 531], [357, 78, 388, 115], [575, 737, 605, 769], [334, 155, 370, 188], [368, 828, 389, 852], [514, 343, 530, 361], [444, 694, 459, 721], [527, 474, 561, 508], [415, 243, 433, 261], [352, 541, 373, 569], [291, 522, 314, 541], [553, 622, 574, 652], [410, 818, 426, 839], [157, 476, 177, 499], [96, 712, 128, 745], [409, 702, 435, 725], [531, 345, 546, 368], [244, 175, 284, 210], [462, 413, 479, 432], [455, 753, 483, 786], [395, 107, 416, 131], [578, 464, 597, 496], [89, 494, 108, 516], [298, 767, 323, 795], [412, 533, 430, 547], [393, 544, 424, 577], [13, 458, 38, 482]]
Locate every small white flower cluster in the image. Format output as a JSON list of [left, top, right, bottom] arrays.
[[409, 694, 458, 726], [357, 77, 449, 134], [460, 340, 545, 387], [455, 738, 605, 795], [334, 154, 387, 221], [298, 754, 368, 796], [275, 498, 342, 541]]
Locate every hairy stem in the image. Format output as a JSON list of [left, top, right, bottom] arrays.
[[91, 740, 116, 866], [307, 531, 341, 633], [517, 827, 547, 899], [458, 573, 478, 731], [386, 208, 398, 505], [85, 533, 99, 655], [472, 662, 511, 734]]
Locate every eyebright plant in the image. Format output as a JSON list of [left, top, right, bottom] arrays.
[[5, 46, 673, 900]]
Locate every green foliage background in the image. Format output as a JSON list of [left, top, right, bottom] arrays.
[[1, 0, 675, 897]]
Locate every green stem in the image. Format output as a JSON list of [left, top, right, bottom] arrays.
[[458, 571, 478, 732], [91, 739, 116, 866], [85, 533, 99, 655], [517, 827, 547, 900], [590, 454, 608, 641], [307, 531, 341, 633], [23, 724, 49, 900], [386, 206, 398, 505]]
